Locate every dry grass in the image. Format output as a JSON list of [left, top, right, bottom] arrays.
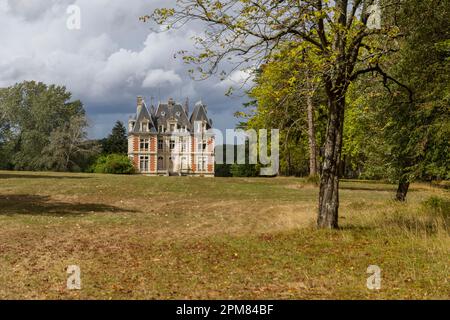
[[0, 171, 448, 299]]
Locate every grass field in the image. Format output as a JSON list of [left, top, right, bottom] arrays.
[[0, 170, 448, 299]]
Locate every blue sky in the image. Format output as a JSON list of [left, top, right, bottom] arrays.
[[0, 0, 251, 138]]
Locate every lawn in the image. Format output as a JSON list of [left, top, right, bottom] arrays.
[[0, 171, 448, 299]]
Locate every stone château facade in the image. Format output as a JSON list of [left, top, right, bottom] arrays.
[[128, 96, 215, 176]]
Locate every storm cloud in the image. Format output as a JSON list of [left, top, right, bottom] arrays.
[[0, 0, 250, 138]]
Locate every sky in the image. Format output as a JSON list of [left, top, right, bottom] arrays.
[[0, 0, 251, 139]]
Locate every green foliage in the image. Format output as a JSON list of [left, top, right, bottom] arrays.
[[344, 0, 450, 184], [230, 163, 259, 177], [0, 81, 96, 172], [214, 163, 233, 177], [101, 121, 128, 155], [237, 44, 327, 177], [91, 154, 135, 174]]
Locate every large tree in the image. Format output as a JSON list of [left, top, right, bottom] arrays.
[[41, 115, 100, 172], [237, 45, 326, 177], [345, 0, 450, 200], [101, 121, 128, 155], [0, 81, 94, 171], [145, 0, 407, 228]]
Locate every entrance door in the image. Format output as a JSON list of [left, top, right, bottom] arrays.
[[181, 157, 187, 173], [157, 156, 164, 170]]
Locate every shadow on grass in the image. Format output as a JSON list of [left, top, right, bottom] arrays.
[[386, 216, 448, 236], [0, 173, 90, 180], [340, 185, 398, 192], [338, 224, 375, 232], [0, 194, 138, 217]]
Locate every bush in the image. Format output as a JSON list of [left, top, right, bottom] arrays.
[[230, 163, 259, 177], [214, 163, 233, 177], [91, 154, 135, 174]]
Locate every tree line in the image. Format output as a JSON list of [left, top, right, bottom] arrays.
[[0, 81, 133, 173]]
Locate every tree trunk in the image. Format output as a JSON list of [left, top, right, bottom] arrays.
[[307, 94, 318, 176], [317, 96, 345, 229], [395, 178, 410, 202]]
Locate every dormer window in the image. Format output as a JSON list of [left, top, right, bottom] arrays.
[[141, 122, 148, 132], [170, 124, 175, 132], [176, 111, 181, 117], [194, 121, 201, 133], [161, 111, 166, 116]]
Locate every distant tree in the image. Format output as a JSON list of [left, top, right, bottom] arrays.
[[102, 121, 128, 155], [0, 81, 93, 171], [40, 115, 100, 172], [214, 145, 233, 177]]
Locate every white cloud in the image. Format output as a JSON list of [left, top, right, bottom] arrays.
[[142, 69, 182, 88]]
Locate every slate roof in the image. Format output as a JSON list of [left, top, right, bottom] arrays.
[[190, 101, 213, 128], [129, 98, 212, 133], [129, 101, 157, 133], [154, 99, 192, 130]]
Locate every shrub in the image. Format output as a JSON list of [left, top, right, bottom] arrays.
[[230, 163, 259, 177], [91, 154, 135, 174]]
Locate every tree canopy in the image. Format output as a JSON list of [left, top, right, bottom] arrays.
[[0, 81, 98, 171]]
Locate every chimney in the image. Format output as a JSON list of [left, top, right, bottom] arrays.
[[137, 96, 143, 114], [184, 97, 189, 115]]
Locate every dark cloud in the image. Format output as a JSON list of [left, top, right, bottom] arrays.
[[0, 0, 251, 138]]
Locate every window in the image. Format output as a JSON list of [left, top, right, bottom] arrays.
[[197, 156, 207, 171], [194, 121, 201, 133], [140, 138, 149, 151], [197, 140, 207, 152], [158, 139, 163, 150], [139, 155, 149, 172], [170, 124, 175, 132], [170, 139, 175, 150], [181, 156, 187, 171], [180, 138, 187, 152], [141, 122, 148, 132]]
